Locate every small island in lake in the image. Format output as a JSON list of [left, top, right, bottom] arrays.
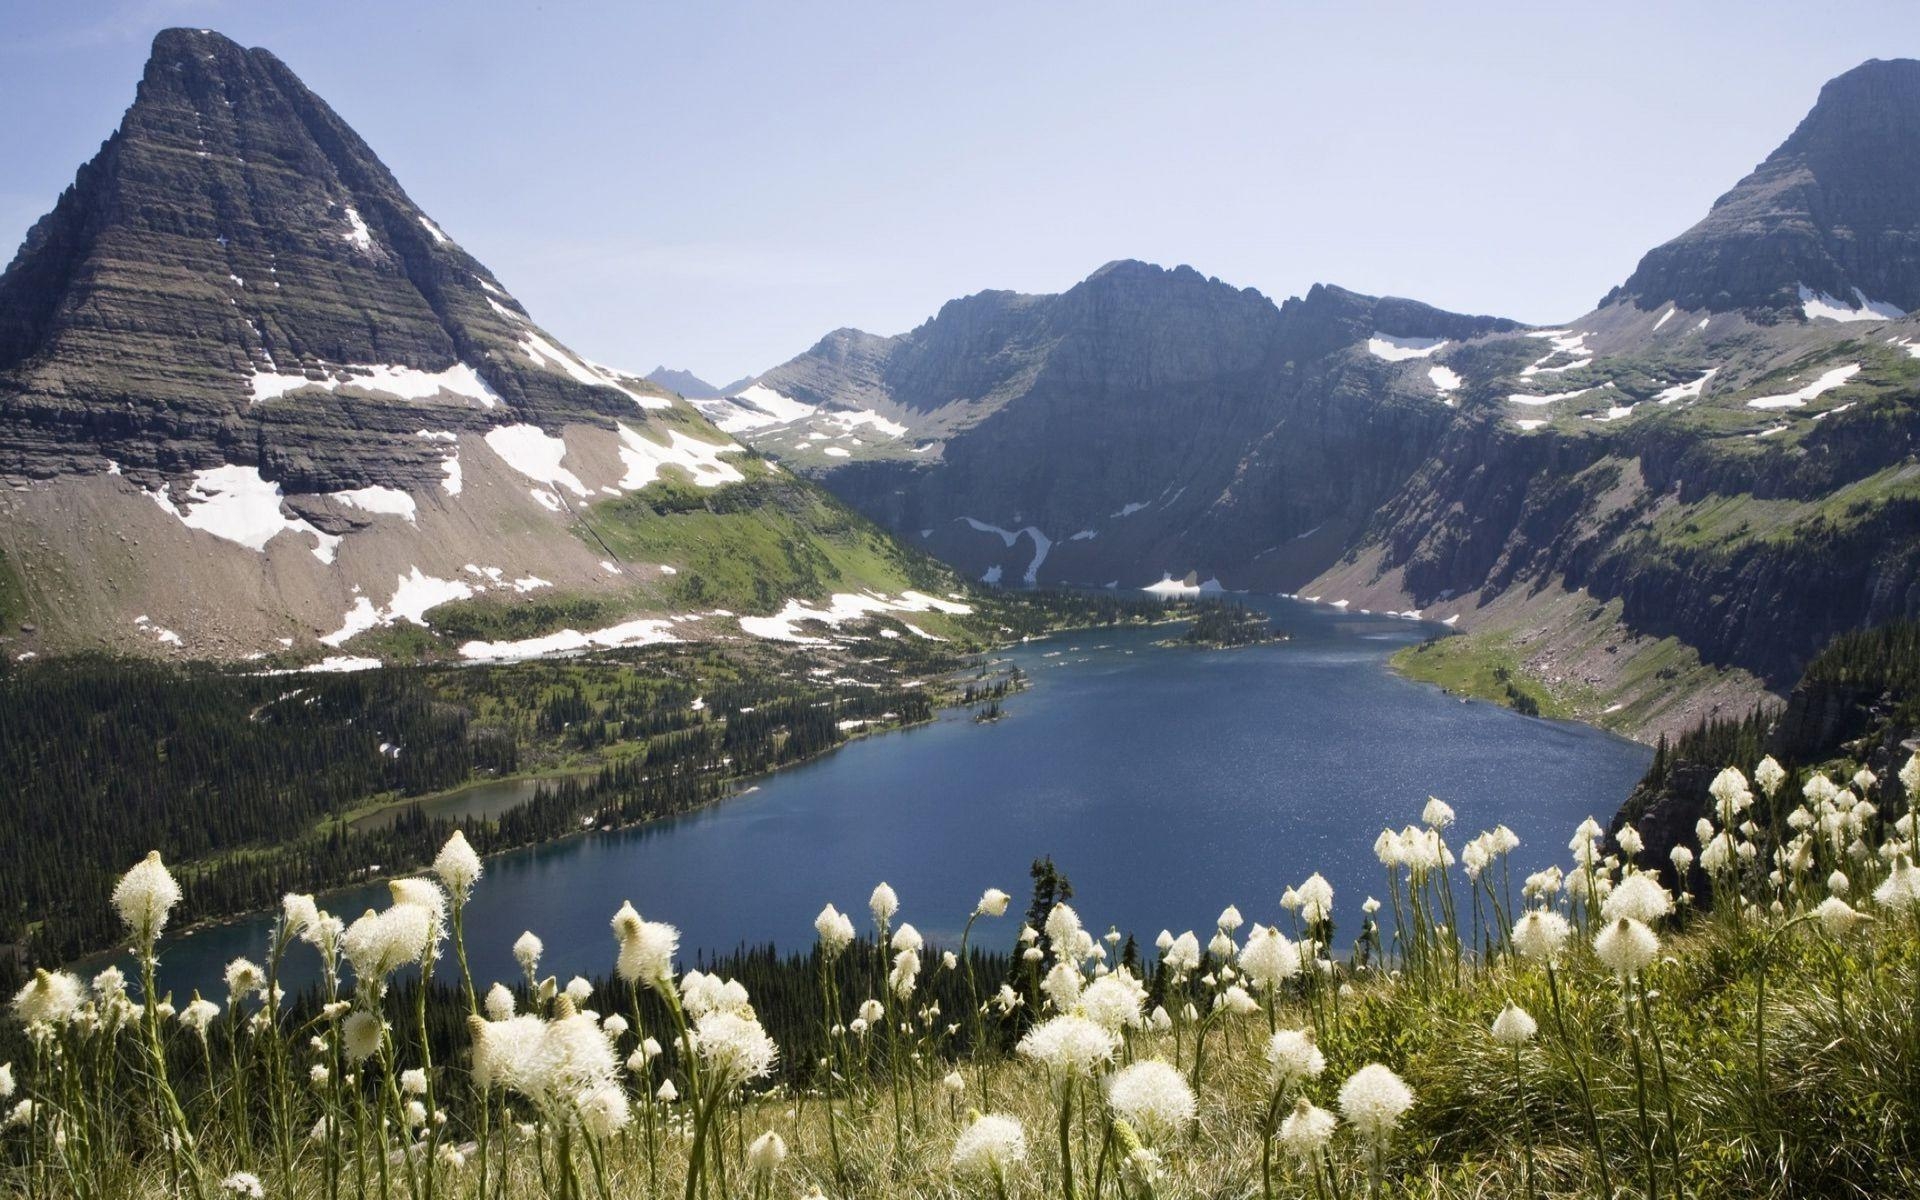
[[1159, 601, 1288, 648]]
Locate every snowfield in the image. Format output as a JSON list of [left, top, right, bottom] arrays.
[[1366, 333, 1448, 361], [1745, 363, 1862, 409], [485, 425, 591, 496], [152, 465, 340, 563], [615, 425, 745, 489], [249, 362, 502, 408], [1798, 284, 1904, 323], [330, 485, 417, 522], [1653, 368, 1717, 404], [736, 591, 972, 645], [960, 517, 1052, 584]]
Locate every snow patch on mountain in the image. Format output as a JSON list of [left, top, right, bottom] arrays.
[[736, 591, 973, 645], [485, 425, 590, 496], [458, 617, 685, 662], [249, 362, 501, 407], [154, 465, 340, 563], [960, 517, 1052, 584], [1746, 363, 1862, 409], [615, 425, 746, 489], [331, 485, 417, 522], [1653, 368, 1718, 405], [1367, 333, 1448, 361], [1798, 285, 1905, 323]]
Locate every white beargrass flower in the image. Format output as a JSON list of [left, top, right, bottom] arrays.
[[1240, 925, 1300, 992], [1491, 1002, 1537, 1046], [890, 948, 921, 999], [1593, 917, 1660, 979], [1017, 1014, 1117, 1080], [1616, 825, 1645, 859], [181, 995, 220, 1039], [814, 904, 855, 955], [1295, 873, 1335, 924], [342, 1012, 384, 1062], [869, 882, 899, 927], [1105, 1060, 1195, 1141], [952, 1112, 1027, 1180], [1512, 909, 1572, 964], [1217, 904, 1243, 932], [977, 888, 1011, 917], [400, 1068, 427, 1096], [1814, 896, 1870, 939], [1339, 1063, 1414, 1141], [1601, 873, 1673, 925], [282, 893, 320, 942], [694, 1010, 778, 1087], [576, 1084, 631, 1139], [11, 970, 85, 1027], [0, 1064, 12, 1101], [432, 831, 483, 900], [1041, 962, 1082, 1012], [614, 912, 678, 992], [1216, 985, 1259, 1016], [512, 931, 543, 980], [745, 1129, 787, 1180], [891, 923, 924, 953], [943, 1069, 966, 1095], [485, 983, 515, 1021], [113, 851, 183, 945], [342, 905, 432, 983], [1278, 1098, 1337, 1160], [1044, 903, 1083, 948], [1754, 756, 1786, 798], [1266, 1028, 1326, 1088], [1670, 845, 1694, 874], [1079, 971, 1147, 1033], [1422, 796, 1455, 828], [1875, 858, 1920, 911], [565, 977, 592, 1006], [219, 1172, 265, 1198]]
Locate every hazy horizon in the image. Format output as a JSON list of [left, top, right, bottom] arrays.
[[3, 0, 1917, 384]]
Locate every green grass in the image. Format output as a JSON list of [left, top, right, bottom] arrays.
[[22, 748, 1920, 1200], [576, 475, 952, 617], [1392, 632, 1572, 718]]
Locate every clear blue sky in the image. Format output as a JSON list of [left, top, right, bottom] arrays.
[[2, 1, 1916, 384]]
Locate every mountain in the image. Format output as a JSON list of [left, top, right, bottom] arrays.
[[708, 261, 1518, 590], [1606, 58, 1920, 317], [733, 61, 1920, 739], [645, 367, 726, 399], [0, 29, 969, 663]]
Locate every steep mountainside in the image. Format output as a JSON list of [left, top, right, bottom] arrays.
[[0, 29, 973, 663], [1606, 59, 1920, 316], [707, 262, 1518, 590], [732, 59, 1920, 740]]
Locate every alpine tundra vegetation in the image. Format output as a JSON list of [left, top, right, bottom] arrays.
[[7, 749, 1920, 1199]]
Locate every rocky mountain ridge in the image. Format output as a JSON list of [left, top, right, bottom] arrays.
[[715, 59, 1920, 739], [0, 29, 973, 664]]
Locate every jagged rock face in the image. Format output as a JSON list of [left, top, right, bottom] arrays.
[[735, 263, 1517, 586], [0, 30, 963, 663], [0, 28, 665, 492], [1608, 58, 1920, 315]]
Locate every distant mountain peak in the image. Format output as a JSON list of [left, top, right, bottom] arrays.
[[1607, 57, 1920, 316], [645, 366, 724, 399], [0, 24, 672, 487]]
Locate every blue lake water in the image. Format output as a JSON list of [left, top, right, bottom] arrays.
[[146, 598, 1650, 998]]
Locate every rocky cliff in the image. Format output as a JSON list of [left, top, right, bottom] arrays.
[[727, 59, 1920, 741], [0, 29, 970, 663]]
